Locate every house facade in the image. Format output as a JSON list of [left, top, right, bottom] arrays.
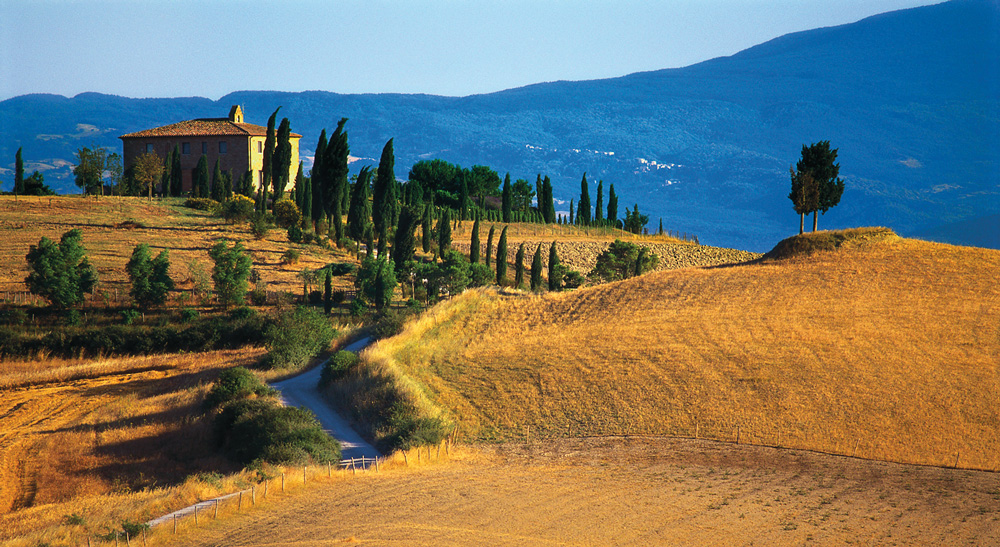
[[120, 105, 301, 194]]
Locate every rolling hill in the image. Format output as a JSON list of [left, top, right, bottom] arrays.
[[1, 0, 996, 251]]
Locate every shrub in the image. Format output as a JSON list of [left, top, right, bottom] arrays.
[[273, 199, 302, 228], [281, 249, 301, 265], [588, 239, 659, 283], [180, 307, 199, 322], [319, 350, 359, 388], [562, 269, 586, 289], [287, 224, 303, 243], [249, 213, 273, 240], [301, 231, 315, 244], [209, 240, 252, 307], [121, 309, 141, 325], [349, 298, 367, 317], [250, 288, 268, 306], [372, 310, 405, 340], [469, 262, 494, 287], [25, 229, 98, 309], [0, 309, 28, 326], [204, 366, 276, 409], [183, 197, 218, 211], [215, 400, 340, 465], [263, 306, 336, 369], [308, 290, 323, 305], [126, 243, 173, 309], [220, 195, 256, 223], [229, 306, 257, 320]]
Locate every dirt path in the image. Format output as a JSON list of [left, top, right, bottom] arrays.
[[270, 337, 380, 461]]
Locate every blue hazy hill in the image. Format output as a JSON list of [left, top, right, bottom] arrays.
[[1, 0, 996, 251]]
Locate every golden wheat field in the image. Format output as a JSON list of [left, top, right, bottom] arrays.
[[370, 230, 1000, 470], [159, 437, 1000, 546], [0, 195, 356, 299]]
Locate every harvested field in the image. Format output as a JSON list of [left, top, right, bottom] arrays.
[[162, 437, 1000, 546]]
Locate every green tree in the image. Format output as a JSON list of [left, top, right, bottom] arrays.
[[791, 141, 846, 232], [372, 138, 395, 245], [74, 146, 107, 196], [14, 147, 25, 196], [262, 107, 280, 208], [530, 244, 543, 291], [325, 118, 350, 245], [514, 242, 525, 288], [469, 215, 481, 263], [547, 241, 561, 291], [501, 173, 512, 223], [272, 117, 292, 202], [392, 205, 420, 273], [421, 204, 433, 253], [211, 159, 225, 201], [208, 240, 252, 307], [485, 225, 495, 267], [588, 240, 659, 283], [568, 199, 574, 225], [658, 219, 664, 235], [623, 204, 648, 234], [273, 199, 301, 228], [458, 171, 470, 220], [126, 243, 174, 309], [300, 170, 312, 226], [133, 152, 163, 200], [577, 173, 591, 225], [324, 269, 332, 314], [160, 147, 174, 197], [106, 152, 124, 196], [347, 166, 373, 243], [594, 180, 604, 224], [512, 177, 534, 213], [607, 184, 618, 227], [193, 154, 209, 198], [170, 145, 182, 196], [25, 228, 98, 308], [495, 226, 508, 284], [436, 208, 452, 255], [356, 257, 397, 310], [311, 130, 327, 226], [22, 171, 54, 196]]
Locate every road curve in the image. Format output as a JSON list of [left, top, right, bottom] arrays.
[[271, 337, 380, 461]]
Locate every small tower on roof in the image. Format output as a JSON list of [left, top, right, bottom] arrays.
[[229, 105, 244, 123]]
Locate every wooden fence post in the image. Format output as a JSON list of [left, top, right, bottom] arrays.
[[238, 491, 242, 511], [264, 480, 268, 497], [252, 485, 256, 505], [281, 472, 285, 492], [173, 514, 177, 534], [304, 465, 307, 484], [375, 457, 380, 473], [194, 504, 198, 525], [214, 499, 218, 519]]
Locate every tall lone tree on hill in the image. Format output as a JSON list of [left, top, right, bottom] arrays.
[[261, 107, 280, 209], [789, 141, 846, 233], [14, 147, 25, 196], [547, 241, 561, 291], [577, 173, 591, 225], [495, 226, 508, 285], [607, 184, 618, 227], [595, 180, 604, 224]]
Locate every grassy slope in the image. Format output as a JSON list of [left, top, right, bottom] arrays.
[[372, 229, 1000, 470]]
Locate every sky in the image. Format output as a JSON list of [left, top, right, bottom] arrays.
[[1, 0, 941, 101]]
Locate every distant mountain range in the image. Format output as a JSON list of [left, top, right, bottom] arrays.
[[1, 0, 996, 251]]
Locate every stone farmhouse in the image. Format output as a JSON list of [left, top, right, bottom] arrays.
[[120, 105, 300, 194]]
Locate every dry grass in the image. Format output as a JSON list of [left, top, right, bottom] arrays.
[[0, 195, 357, 298], [371, 231, 1000, 470], [158, 437, 1000, 546], [0, 347, 268, 541]]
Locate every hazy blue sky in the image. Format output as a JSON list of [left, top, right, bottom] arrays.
[[1, 0, 940, 101]]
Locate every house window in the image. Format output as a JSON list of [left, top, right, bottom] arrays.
[[145, 143, 154, 153], [182, 142, 190, 155], [219, 141, 227, 154], [258, 141, 262, 154], [202, 142, 208, 154]]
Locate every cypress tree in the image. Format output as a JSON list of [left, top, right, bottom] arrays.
[[393, 205, 419, 273], [347, 166, 372, 243], [311, 130, 327, 226], [364, 224, 375, 259], [262, 107, 279, 208], [496, 226, 508, 285], [578, 173, 591, 225], [14, 147, 25, 195], [658, 218, 664, 235], [544, 176, 555, 223], [459, 171, 470, 220], [421, 204, 433, 253], [470, 215, 481, 263], [301, 173, 312, 226], [211, 158, 224, 201], [485, 225, 495, 267], [372, 138, 395, 245], [548, 241, 561, 291], [501, 173, 512, 223], [514, 242, 525, 289], [168, 145, 182, 196], [272, 117, 292, 202], [534, 174, 542, 218], [377, 223, 389, 258], [194, 154, 209, 198], [568, 199, 574, 225], [530, 244, 543, 291], [294, 161, 305, 209], [595, 180, 604, 224], [437, 208, 452, 255], [160, 147, 173, 196], [325, 118, 349, 245], [607, 184, 619, 227]]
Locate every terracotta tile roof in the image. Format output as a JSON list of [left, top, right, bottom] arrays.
[[121, 118, 302, 139]]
